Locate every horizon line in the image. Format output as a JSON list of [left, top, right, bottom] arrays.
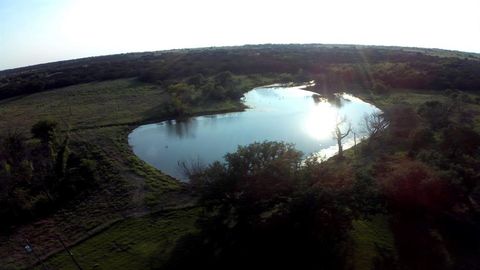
[[2, 42, 479, 73]]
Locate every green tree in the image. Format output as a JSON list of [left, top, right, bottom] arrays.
[[440, 125, 480, 159], [417, 101, 449, 130], [31, 120, 58, 144]]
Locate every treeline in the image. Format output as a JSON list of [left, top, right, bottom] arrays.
[[0, 120, 99, 230], [0, 54, 149, 99], [1, 45, 479, 100], [358, 90, 480, 269]]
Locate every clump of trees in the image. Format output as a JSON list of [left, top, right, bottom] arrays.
[[0, 120, 98, 229], [378, 159, 454, 215], [151, 142, 380, 270], [364, 94, 480, 269], [161, 71, 245, 117]]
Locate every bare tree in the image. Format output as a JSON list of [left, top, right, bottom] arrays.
[[178, 157, 205, 180], [363, 111, 388, 139], [334, 117, 352, 159]]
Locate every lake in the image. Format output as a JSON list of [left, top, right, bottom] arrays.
[[128, 85, 380, 180]]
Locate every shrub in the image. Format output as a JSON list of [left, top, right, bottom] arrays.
[[31, 120, 58, 143], [379, 159, 453, 215]]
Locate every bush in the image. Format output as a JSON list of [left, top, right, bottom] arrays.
[[384, 104, 419, 141], [417, 101, 449, 130], [408, 128, 435, 157], [378, 159, 453, 215], [31, 119, 58, 143], [439, 125, 480, 159]]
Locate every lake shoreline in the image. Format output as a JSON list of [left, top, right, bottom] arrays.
[[129, 85, 380, 180]]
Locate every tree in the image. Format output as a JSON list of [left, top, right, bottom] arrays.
[[364, 111, 388, 140], [190, 141, 303, 206], [408, 128, 434, 157], [31, 120, 58, 144], [214, 71, 234, 87], [334, 117, 351, 159], [379, 159, 453, 215], [417, 101, 449, 130], [440, 125, 480, 159], [384, 104, 419, 139], [164, 96, 188, 116], [1, 132, 27, 166], [187, 73, 206, 87]]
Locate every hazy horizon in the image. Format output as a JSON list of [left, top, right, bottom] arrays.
[[1, 0, 479, 71]]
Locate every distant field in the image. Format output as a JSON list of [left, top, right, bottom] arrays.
[[0, 78, 170, 133]]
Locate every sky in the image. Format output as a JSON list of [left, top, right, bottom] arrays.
[[0, 0, 479, 70]]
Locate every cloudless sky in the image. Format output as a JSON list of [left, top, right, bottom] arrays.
[[0, 0, 479, 70]]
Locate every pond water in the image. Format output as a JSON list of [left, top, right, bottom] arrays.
[[128, 85, 380, 180]]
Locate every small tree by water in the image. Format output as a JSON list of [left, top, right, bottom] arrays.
[[334, 117, 351, 159]]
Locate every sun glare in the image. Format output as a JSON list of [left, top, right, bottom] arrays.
[[303, 101, 338, 141]]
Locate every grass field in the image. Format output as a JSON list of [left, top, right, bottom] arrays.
[[0, 79, 168, 133], [35, 207, 200, 270], [351, 215, 396, 270]]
